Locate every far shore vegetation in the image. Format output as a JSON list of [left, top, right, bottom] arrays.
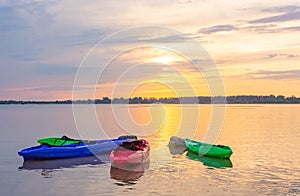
[[1, 95, 300, 104]]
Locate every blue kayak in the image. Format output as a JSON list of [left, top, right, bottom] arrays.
[[18, 136, 137, 160]]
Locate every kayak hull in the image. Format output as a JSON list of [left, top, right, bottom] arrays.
[[110, 139, 150, 166], [18, 138, 134, 161], [184, 139, 233, 159]]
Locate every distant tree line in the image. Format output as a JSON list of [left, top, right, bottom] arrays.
[[1, 95, 300, 104]]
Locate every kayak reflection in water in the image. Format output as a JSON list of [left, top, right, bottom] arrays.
[[110, 159, 150, 186], [186, 151, 233, 169], [19, 154, 109, 170]]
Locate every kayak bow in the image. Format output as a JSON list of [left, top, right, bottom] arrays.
[[110, 139, 150, 166], [184, 139, 232, 159]]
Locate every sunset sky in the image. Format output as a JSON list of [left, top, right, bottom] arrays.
[[1, 0, 300, 100]]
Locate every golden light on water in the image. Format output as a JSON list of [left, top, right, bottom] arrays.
[[128, 105, 182, 142], [126, 104, 213, 146]]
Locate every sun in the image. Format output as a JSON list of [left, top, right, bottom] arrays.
[[152, 56, 175, 64]]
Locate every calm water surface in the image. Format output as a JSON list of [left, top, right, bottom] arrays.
[[0, 104, 299, 195]]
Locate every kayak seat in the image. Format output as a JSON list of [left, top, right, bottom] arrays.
[[115, 139, 147, 152], [61, 135, 77, 141], [40, 141, 83, 147], [117, 135, 137, 140]]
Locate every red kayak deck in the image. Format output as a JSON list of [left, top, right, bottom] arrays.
[[110, 139, 150, 166]]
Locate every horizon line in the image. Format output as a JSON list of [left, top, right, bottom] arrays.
[[1, 94, 299, 104]]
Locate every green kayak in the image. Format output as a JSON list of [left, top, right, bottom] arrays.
[[37, 135, 137, 147], [37, 136, 85, 146], [184, 139, 233, 159]]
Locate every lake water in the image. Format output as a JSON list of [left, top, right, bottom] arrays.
[[0, 104, 299, 195]]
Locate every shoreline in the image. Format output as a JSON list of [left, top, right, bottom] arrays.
[[1, 95, 299, 104]]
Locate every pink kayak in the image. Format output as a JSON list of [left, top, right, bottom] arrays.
[[110, 139, 150, 166]]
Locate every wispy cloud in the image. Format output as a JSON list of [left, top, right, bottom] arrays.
[[262, 5, 300, 13], [280, 25, 300, 32], [250, 5, 300, 23], [249, 11, 300, 23], [198, 5, 300, 35], [247, 70, 300, 80], [241, 24, 277, 34], [198, 22, 300, 36], [197, 25, 239, 34], [139, 33, 196, 43], [7, 85, 73, 92], [241, 24, 300, 34], [100, 31, 197, 46], [266, 53, 299, 58]]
